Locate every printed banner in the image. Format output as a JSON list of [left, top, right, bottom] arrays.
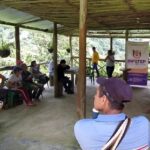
[[126, 41, 149, 85]]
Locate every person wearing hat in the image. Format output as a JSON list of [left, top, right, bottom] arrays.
[[74, 77, 150, 150]]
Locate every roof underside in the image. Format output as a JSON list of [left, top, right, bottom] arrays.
[[0, 0, 150, 37]]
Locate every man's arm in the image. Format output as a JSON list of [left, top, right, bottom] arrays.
[[64, 65, 70, 70]]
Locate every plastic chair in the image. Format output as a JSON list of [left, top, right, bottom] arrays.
[[86, 66, 94, 84]]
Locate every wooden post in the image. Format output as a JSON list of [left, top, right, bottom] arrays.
[[53, 23, 59, 97], [110, 37, 113, 50], [77, 0, 87, 118], [69, 36, 73, 67], [125, 30, 129, 69], [15, 26, 20, 64]]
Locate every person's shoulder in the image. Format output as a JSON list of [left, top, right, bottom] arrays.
[[130, 116, 150, 139], [74, 119, 93, 130], [9, 74, 14, 79], [50, 61, 53, 64], [132, 115, 149, 122], [57, 64, 61, 68], [66, 65, 70, 69], [74, 119, 94, 138], [131, 115, 150, 126], [8, 74, 15, 82]]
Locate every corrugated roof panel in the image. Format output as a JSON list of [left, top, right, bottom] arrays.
[[25, 20, 63, 30], [0, 7, 63, 31], [0, 7, 40, 24]]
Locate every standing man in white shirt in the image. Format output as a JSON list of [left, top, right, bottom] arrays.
[[48, 60, 54, 86]]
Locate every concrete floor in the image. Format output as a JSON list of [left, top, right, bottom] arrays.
[[0, 86, 80, 150], [0, 80, 150, 150]]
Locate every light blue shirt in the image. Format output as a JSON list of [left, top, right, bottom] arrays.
[[74, 113, 150, 150]]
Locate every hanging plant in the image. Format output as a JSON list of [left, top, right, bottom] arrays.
[[48, 47, 54, 53], [47, 42, 53, 53], [0, 40, 13, 58], [0, 49, 10, 58], [66, 48, 71, 53]]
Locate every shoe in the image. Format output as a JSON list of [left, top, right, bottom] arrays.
[[27, 103, 35, 106], [65, 89, 68, 93], [35, 98, 41, 102]]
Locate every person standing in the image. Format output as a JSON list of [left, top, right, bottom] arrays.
[[48, 60, 54, 86], [74, 77, 150, 150], [92, 47, 100, 77], [105, 50, 115, 78]]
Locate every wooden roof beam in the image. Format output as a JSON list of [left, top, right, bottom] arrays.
[[65, 0, 110, 30], [124, 0, 137, 12]]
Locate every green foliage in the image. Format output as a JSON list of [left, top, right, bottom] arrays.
[[0, 24, 149, 77], [0, 25, 15, 66], [0, 40, 11, 50]]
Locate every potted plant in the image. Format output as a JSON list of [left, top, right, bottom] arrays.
[[48, 47, 54, 53], [0, 40, 12, 58], [47, 42, 53, 53], [66, 48, 71, 53]]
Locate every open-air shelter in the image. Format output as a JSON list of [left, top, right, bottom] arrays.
[[0, 0, 150, 118]]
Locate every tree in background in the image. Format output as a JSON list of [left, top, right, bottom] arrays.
[[2, 24, 141, 77]]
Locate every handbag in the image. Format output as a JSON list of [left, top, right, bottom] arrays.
[[102, 117, 131, 150]]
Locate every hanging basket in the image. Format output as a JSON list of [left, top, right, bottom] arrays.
[[0, 49, 10, 58], [66, 48, 71, 53], [48, 48, 54, 53]]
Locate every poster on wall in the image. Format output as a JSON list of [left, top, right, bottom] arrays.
[[126, 41, 149, 85]]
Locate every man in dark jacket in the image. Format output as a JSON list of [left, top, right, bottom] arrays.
[[57, 60, 73, 94]]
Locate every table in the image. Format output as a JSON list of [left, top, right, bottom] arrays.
[[120, 68, 131, 81], [65, 67, 78, 91]]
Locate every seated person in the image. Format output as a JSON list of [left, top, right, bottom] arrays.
[[7, 66, 34, 106], [30, 60, 49, 85], [16, 59, 24, 67], [0, 88, 22, 109], [74, 77, 150, 150], [21, 63, 44, 101], [0, 74, 22, 108], [0, 101, 3, 110], [57, 59, 73, 94], [0, 74, 6, 109], [0, 73, 6, 88]]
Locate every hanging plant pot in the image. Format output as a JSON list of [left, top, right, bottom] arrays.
[[66, 48, 71, 53], [0, 49, 10, 58], [48, 48, 54, 53]]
